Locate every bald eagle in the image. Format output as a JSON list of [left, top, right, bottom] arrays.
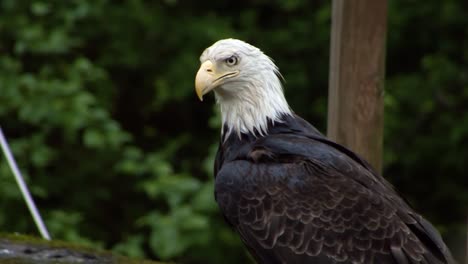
[[195, 39, 454, 264]]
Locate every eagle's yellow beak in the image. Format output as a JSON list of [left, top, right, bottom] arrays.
[[195, 60, 239, 101], [195, 61, 215, 101]]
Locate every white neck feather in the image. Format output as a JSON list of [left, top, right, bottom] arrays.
[[214, 69, 292, 137]]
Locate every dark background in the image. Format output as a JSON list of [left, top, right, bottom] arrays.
[[0, 0, 466, 263]]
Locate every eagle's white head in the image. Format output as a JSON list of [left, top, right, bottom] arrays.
[[195, 39, 292, 137]]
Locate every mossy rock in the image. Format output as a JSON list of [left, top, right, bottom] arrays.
[[0, 234, 165, 264]]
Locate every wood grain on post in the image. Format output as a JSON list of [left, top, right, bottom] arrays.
[[327, 0, 387, 173]]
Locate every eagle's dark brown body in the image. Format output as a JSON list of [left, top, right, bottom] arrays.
[[214, 114, 454, 264]]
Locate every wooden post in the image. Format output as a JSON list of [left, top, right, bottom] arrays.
[[327, 0, 387, 173]]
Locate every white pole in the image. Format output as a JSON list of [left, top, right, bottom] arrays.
[[0, 127, 51, 240]]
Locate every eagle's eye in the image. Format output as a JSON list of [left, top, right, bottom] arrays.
[[225, 56, 238, 66]]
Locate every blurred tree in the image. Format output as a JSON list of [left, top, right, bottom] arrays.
[[0, 0, 466, 263]]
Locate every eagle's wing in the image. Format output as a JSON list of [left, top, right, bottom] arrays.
[[215, 133, 454, 264]]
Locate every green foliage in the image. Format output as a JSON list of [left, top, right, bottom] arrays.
[[0, 0, 466, 263]]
